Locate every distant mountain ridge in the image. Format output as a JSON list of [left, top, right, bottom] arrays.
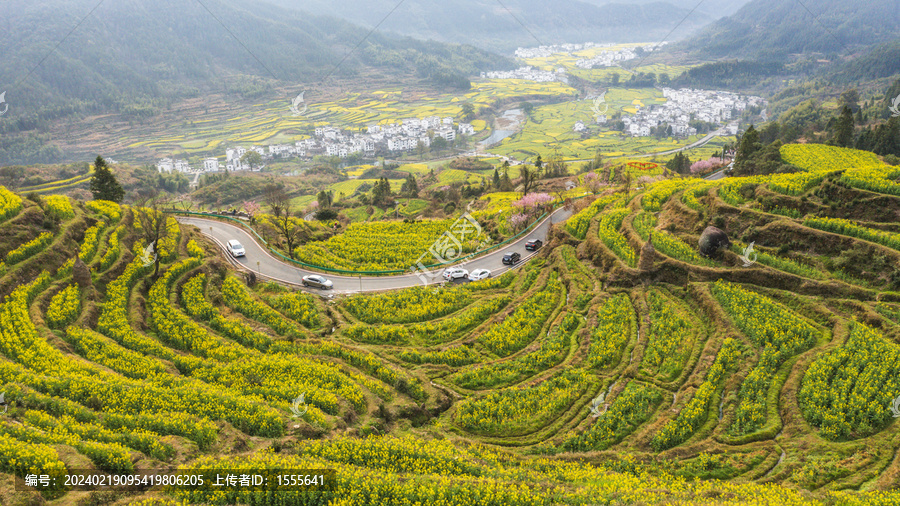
[[584, 0, 752, 19], [264, 0, 714, 53]]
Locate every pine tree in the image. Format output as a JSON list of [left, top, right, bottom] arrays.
[[401, 174, 418, 198], [89, 156, 124, 203], [665, 152, 691, 175], [317, 190, 333, 209], [834, 106, 855, 148], [734, 125, 761, 174], [590, 150, 603, 171], [501, 169, 513, 191], [372, 177, 393, 207]]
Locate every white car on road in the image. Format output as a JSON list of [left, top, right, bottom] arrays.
[[226, 239, 245, 258], [442, 267, 469, 281], [468, 269, 491, 281]]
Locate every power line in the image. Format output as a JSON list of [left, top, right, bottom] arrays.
[[192, 0, 280, 81], [494, 0, 545, 47], [793, 0, 852, 54], [319, 0, 409, 83], [627, 0, 707, 75], [11, 0, 108, 91]]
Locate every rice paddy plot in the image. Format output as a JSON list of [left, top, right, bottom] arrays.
[[343, 165, 376, 178], [396, 163, 430, 175], [289, 195, 316, 209], [437, 169, 483, 185], [328, 179, 403, 201]]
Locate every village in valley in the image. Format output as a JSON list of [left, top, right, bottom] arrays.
[[481, 43, 663, 82], [154, 42, 764, 179], [606, 87, 764, 137], [510, 41, 662, 65], [155, 115, 476, 176], [480, 66, 570, 83]]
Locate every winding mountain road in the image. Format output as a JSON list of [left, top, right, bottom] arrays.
[[177, 207, 572, 294]]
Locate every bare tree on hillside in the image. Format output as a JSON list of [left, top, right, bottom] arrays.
[[519, 165, 538, 197], [135, 191, 171, 278], [264, 184, 305, 259]]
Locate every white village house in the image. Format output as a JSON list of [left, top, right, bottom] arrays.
[[202, 158, 219, 173]]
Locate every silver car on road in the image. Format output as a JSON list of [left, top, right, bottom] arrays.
[[302, 274, 333, 289]]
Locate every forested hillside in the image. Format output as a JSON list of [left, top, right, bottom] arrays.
[[0, 0, 512, 128], [673, 0, 900, 62]]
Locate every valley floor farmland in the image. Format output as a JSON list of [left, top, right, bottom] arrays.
[[44, 56, 733, 166]]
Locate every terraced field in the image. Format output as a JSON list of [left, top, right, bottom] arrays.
[[3, 144, 900, 505]]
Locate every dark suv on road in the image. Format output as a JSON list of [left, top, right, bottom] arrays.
[[525, 239, 542, 251], [502, 252, 521, 265]]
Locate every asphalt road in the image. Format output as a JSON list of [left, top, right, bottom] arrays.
[[704, 169, 727, 181], [177, 207, 572, 294]]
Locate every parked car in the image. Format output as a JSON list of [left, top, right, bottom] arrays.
[[468, 269, 491, 281], [525, 239, 543, 251], [226, 239, 245, 258], [502, 252, 521, 265], [442, 267, 469, 281], [302, 274, 333, 289]]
